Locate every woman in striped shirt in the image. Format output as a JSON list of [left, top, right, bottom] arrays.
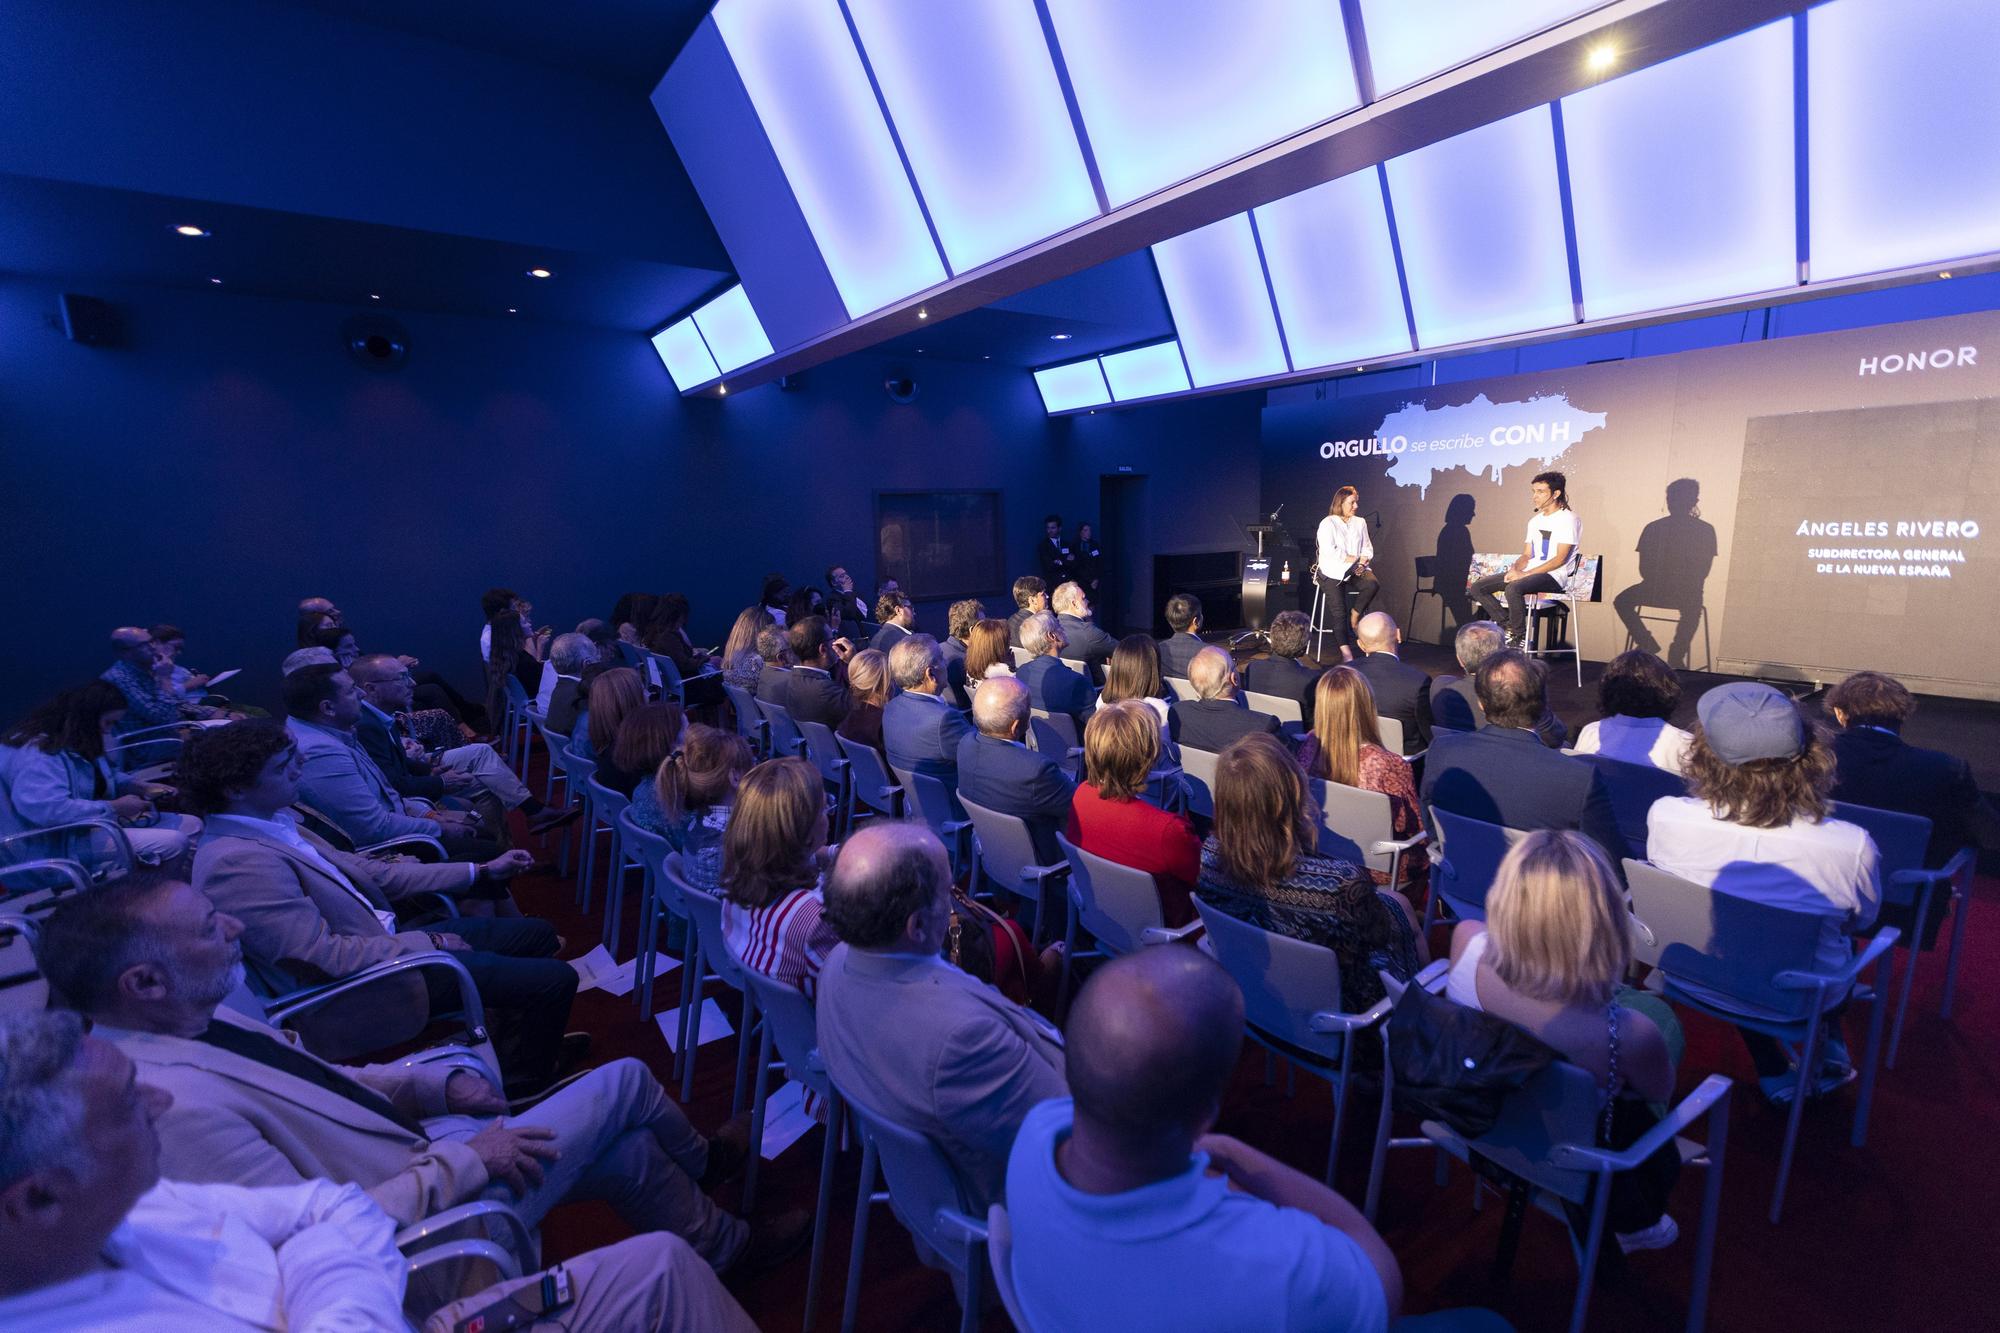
[[718, 756, 841, 1000]]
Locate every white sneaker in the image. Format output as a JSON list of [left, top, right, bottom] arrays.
[[1615, 1214, 1679, 1255]]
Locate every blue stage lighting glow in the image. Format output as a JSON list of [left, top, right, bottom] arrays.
[[1384, 106, 1574, 348], [651, 318, 720, 390], [1034, 358, 1112, 413], [1152, 213, 1289, 387], [1564, 20, 1796, 320], [690, 285, 776, 373], [710, 0, 946, 318], [1100, 341, 1191, 400], [1043, 0, 1359, 208], [1254, 169, 1412, 369], [1359, 0, 1604, 94], [1809, 0, 2000, 281], [843, 0, 1097, 272]]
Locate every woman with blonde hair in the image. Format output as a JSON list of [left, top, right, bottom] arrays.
[[1065, 700, 1201, 926], [575, 665, 644, 762], [722, 605, 776, 693], [964, 618, 1014, 685], [1294, 666, 1423, 890], [1447, 829, 1682, 1252], [836, 648, 892, 755], [1196, 732, 1421, 1011], [719, 757, 841, 999]]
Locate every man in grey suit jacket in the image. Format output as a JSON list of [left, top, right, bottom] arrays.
[[1156, 593, 1207, 678], [881, 635, 974, 796], [34, 876, 804, 1275], [1169, 646, 1283, 755], [1052, 581, 1117, 674], [817, 822, 1066, 1214]]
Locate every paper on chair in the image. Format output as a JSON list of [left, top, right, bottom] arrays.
[[655, 999, 734, 1053]]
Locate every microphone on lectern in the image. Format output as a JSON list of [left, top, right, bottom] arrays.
[[1267, 502, 1285, 522]]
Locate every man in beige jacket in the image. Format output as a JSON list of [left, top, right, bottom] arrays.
[[34, 873, 809, 1276]]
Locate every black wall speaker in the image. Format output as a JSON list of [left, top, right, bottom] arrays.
[[342, 314, 411, 371], [59, 293, 121, 346]]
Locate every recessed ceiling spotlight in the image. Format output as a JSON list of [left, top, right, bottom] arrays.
[[1586, 44, 1618, 74], [173, 225, 210, 238], [507, 307, 518, 313], [208, 277, 222, 285], [982, 354, 991, 360], [1939, 270, 1953, 279], [1050, 332, 1072, 341], [917, 307, 928, 320], [527, 267, 554, 279], [369, 293, 381, 301], [718, 383, 728, 395]]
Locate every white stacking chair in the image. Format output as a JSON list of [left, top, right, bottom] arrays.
[[583, 774, 634, 950], [1308, 778, 1427, 889], [797, 719, 855, 841], [1053, 833, 1202, 1013], [888, 764, 973, 879], [757, 698, 808, 759], [985, 1203, 1037, 1332], [958, 795, 1070, 946], [1244, 689, 1303, 724], [1424, 809, 1527, 930], [1165, 676, 1199, 701], [723, 682, 770, 759], [1177, 744, 1221, 819], [1521, 555, 1601, 688], [665, 854, 762, 1115]]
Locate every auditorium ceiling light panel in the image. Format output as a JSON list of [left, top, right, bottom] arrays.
[[1034, 358, 1112, 413], [843, 0, 1097, 273], [1100, 341, 1191, 401], [1358, 0, 1607, 94], [1042, 0, 1359, 208], [710, 0, 946, 319], [1564, 18, 1796, 320], [1384, 105, 1574, 349], [1152, 213, 1289, 388], [1807, 0, 2000, 282], [651, 317, 720, 391], [1253, 169, 1413, 371], [690, 285, 775, 374]]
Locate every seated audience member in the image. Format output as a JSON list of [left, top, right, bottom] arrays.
[[1242, 611, 1321, 727], [639, 725, 753, 890], [180, 721, 575, 1089], [817, 822, 1066, 1212], [870, 591, 917, 653], [349, 655, 574, 837], [965, 617, 1015, 688], [958, 675, 1074, 867], [1008, 575, 1049, 647], [0, 682, 201, 865], [1296, 667, 1425, 892], [1170, 646, 1281, 754], [1068, 701, 1201, 928], [753, 626, 795, 706], [643, 593, 725, 708], [1016, 612, 1095, 724], [0, 1011, 762, 1333], [297, 607, 339, 648], [1572, 650, 1692, 773], [1098, 634, 1174, 747], [1448, 831, 1683, 1253], [1157, 593, 1206, 679], [596, 702, 686, 798], [1431, 620, 1569, 748], [828, 564, 871, 626], [837, 649, 892, 756], [719, 758, 842, 1000], [282, 646, 337, 675], [102, 627, 224, 738], [941, 597, 984, 707], [33, 877, 808, 1275], [785, 615, 853, 726], [146, 624, 210, 703], [1648, 682, 1880, 1102], [308, 623, 360, 670], [283, 665, 500, 860], [1350, 612, 1433, 756], [577, 665, 645, 762], [722, 606, 777, 694], [1053, 580, 1117, 672], [882, 636, 973, 792], [299, 593, 343, 625], [759, 574, 792, 625], [1826, 670, 1997, 865], [1420, 650, 1624, 861], [1198, 733, 1421, 1013], [1005, 948, 1404, 1331], [541, 631, 596, 733], [783, 585, 828, 631], [481, 596, 550, 741], [578, 615, 621, 664]]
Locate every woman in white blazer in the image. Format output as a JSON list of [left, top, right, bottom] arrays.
[[1314, 485, 1379, 660]]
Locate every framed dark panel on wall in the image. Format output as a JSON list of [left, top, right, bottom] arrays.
[[875, 490, 1006, 600]]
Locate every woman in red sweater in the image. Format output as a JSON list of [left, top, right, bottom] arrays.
[[1066, 699, 1202, 926]]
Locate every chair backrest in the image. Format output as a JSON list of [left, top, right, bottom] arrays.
[[758, 698, 804, 756], [1058, 657, 1088, 677], [1165, 676, 1198, 701], [1056, 833, 1167, 954], [1430, 808, 1526, 919], [838, 735, 903, 817], [739, 968, 831, 1100], [557, 746, 596, 786], [959, 795, 1053, 907], [797, 719, 850, 788], [1308, 778, 1395, 873], [585, 774, 630, 823], [890, 764, 958, 842], [722, 682, 765, 748], [986, 1203, 1034, 1332], [1375, 714, 1406, 755], [1010, 646, 1032, 668], [675, 873, 748, 989], [1413, 554, 1437, 582], [1192, 893, 1348, 1059], [504, 674, 528, 707], [651, 651, 687, 701], [1828, 800, 1929, 884], [616, 807, 673, 873], [1580, 754, 1685, 864], [838, 1083, 983, 1279], [1026, 710, 1079, 753], [1178, 745, 1221, 819], [1622, 858, 1832, 1018], [1245, 690, 1303, 724]]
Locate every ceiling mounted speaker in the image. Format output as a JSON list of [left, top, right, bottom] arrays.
[[884, 375, 918, 404], [342, 314, 410, 371]]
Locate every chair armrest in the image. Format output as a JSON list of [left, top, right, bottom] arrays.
[[942, 820, 974, 838], [932, 1208, 989, 1247], [398, 1201, 535, 1274], [1140, 919, 1206, 946], [0, 821, 135, 876], [1773, 928, 1900, 993], [1020, 863, 1070, 887], [263, 950, 485, 1033], [1413, 957, 1451, 993], [402, 1239, 522, 1309], [1404, 748, 1426, 765], [1368, 831, 1429, 857], [0, 857, 94, 901], [359, 835, 449, 862], [1307, 993, 1395, 1034], [1551, 1074, 1732, 1172]]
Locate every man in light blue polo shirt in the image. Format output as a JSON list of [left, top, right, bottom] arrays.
[[1003, 946, 1397, 1332]]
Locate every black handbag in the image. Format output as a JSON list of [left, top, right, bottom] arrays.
[[1387, 981, 1558, 1138]]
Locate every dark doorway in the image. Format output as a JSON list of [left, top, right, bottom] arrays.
[[1098, 473, 1149, 637]]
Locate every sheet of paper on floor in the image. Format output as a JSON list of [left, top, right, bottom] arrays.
[[655, 998, 734, 1053]]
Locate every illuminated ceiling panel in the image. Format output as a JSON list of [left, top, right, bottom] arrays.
[[1034, 358, 1112, 412], [1809, 0, 2000, 281], [1101, 341, 1191, 400], [690, 285, 776, 373], [710, 0, 946, 318], [1253, 169, 1411, 370], [1359, 0, 1605, 94], [1152, 213, 1289, 386], [651, 318, 720, 390], [1044, 0, 1360, 208], [1384, 106, 1574, 348], [843, 0, 1097, 273], [1564, 20, 1796, 320]]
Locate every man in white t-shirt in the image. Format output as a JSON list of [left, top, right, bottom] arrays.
[[1469, 470, 1580, 647]]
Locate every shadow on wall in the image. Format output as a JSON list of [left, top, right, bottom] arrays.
[[1425, 493, 1478, 645], [1613, 479, 1718, 671]]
